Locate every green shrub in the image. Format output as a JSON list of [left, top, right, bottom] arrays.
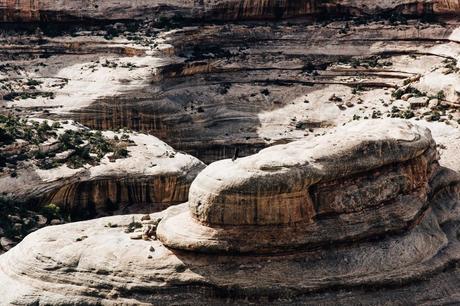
[[26, 79, 43, 86], [40, 203, 61, 221], [436, 90, 446, 100]]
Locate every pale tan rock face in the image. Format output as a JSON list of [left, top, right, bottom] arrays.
[[1, 3, 460, 304], [0, 121, 460, 305], [157, 120, 442, 253], [0, 127, 205, 219], [187, 120, 433, 226]]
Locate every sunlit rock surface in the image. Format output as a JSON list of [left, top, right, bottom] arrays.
[[0, 122, 205, 219], [1, 2, 460, 304], [1, 120, 459, 305], [3, 17, 459, 163]]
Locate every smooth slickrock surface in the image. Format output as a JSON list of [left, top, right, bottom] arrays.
[[1, 120, 459, 305], [157, 120, 439, 253]]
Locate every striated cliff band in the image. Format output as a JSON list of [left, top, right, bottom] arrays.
[[2, 1, 460, 163], [1, 0, 460, 22], [1, 120, 460, 304], [0, 119, 205, 219]]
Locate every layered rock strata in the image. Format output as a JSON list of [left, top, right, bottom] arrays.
[[1, 0, 460, 22], [0, 128, 205, 219], [2, 13, 460, 164], [157, 120, 439, 253], [1, 120, 459, 305], [63, 20, 460, 163]]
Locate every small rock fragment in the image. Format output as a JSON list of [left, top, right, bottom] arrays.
[[329, 94, 343, 102], [36, 215, 47, 226], [50, 219, 62, 225], [8, 215, 21, 223], [428, 98, 439, 109], [401, 93, 413, 101], [12, 223, 22, 232], [130, 234, 143, 240], [141, 214, 151, 221], [408, 97, 428, 109], [0, 237, 15, 251]]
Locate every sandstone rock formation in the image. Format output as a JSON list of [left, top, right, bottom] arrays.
[[1, 4, 460, 303], [0, 121, 205, 220], [4, 15, 459, 163], [158, 120, 438, 253], [1, 0, 460, 22], [1, 120, 459, 305]]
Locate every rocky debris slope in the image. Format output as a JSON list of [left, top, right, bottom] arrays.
[[4, 15, 459, 164], [60, 19, 460, 163], [0, 117, 205, 221], [0, 198, 53, 255], [1, 0, 460, 22], [1, 120, 459, 305]]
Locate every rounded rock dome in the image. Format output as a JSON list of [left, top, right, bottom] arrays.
[[157, 120, 436, 253]]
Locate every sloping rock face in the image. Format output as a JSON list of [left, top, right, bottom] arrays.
[[1, 0, 459, 22], [2, 8, 460, 164], [1, 120, 460, 305], [0, 125, 205, 220], [158, 120, 438, 253]]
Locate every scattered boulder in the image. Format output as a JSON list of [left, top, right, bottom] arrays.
[[329, 94, 343, 102], [140, 214, 151, 221], [0, 237, 15, 251], [35, 215, 47, 227], [49, 219, 62, 226], [401, 93, 413, 101], [428, 98, 440, 109], [409, 96, 428, 109]]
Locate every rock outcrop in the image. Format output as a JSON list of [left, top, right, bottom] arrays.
[[60, 19, 460, 163], [158, 120, 438, 253], [0, 122, 205, 220], [2, 8, 460, 164], [1, 120, 459, 305], [1, 0, 460, 22]]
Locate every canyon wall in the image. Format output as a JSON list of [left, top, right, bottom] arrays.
[[0, 0, 459, 22], [40, 175, 195, 220], [0, 128, 205, 220]]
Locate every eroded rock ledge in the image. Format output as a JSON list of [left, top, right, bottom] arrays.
[[158, 120, 439, 253], [0, 120, 459, 305], [0, 121, 205, 220]]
